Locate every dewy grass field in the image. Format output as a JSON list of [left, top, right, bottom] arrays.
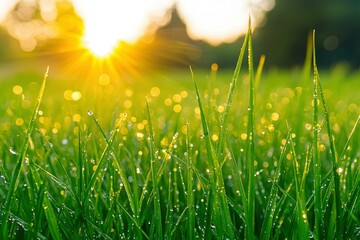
[[0, 27, 359, 239]]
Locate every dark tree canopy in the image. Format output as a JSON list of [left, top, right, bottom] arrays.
[[253, 0, 360, 68]]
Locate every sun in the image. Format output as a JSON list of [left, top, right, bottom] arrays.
[[82, 30, 119, 58], [72, 1, 174, 59]]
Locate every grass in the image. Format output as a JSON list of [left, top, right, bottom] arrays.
[[0, 28, 360, 239]]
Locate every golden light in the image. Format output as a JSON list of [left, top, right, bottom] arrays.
[[0, 1, 17, 22], [0, 0, 276, 60], [71, 0, 174, 58], [0, 0, 277, 82], [83, 31, 119, 58]]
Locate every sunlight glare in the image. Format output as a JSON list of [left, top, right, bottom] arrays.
[[72, 0, 174, 58], [0, 0, 276, 55], [176, 0, 275, 45], [0, 0, 17, 22], [83, 30, 119, 58]]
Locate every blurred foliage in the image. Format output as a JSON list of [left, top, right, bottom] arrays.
[[253, 0, 360, 68]]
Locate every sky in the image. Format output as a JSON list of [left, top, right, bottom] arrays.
[[0, 0, 275, 54]]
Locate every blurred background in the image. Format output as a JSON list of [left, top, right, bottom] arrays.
[[0, 0, 359, 78]]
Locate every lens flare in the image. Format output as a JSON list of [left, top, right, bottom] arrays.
[[72, 0, 174, 58], [83, 29, 119, 58]]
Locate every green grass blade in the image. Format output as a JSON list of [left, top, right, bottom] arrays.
[[312, 30, 325, 239], [33, 178, 46, 237], [294, 32, 313, 148], [88, 111, 140, 224], [260, 131, 291, 239], [137, 131, 178, 233], [190, 66, 216, 171], [42, 192, 62, 240], [1, 67, 49, 240], [289, 133, 310, 239], [227, 136, 247, 208], [254, 54, 266, 91], [164, 172, 173, 239], [316, 66, 343, 239], [191, 66, 234, 239], [76, 122, 84, 203], [156, 133, 178, 184], [118, 202, 150, 239], [138, 132, 178, 212], [9, 213, 47, 240], [30, 161, 75, 197], [86, 219, 113, 240], [145, 98, 163, 239], [246, 19, 256, 240], [345, 183, 360, 238], [170, 207, 188, 238], [83, 113, 126, 202], [217, 30, 249, 156], [339, 115, 360, 162], [185, 123, 195, 239], [226, 141, 247, 236], [302, 31, 313, 84], [27, 147, 62, 240]]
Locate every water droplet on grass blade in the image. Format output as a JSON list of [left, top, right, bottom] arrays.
[[9, 148, 18, 155], [87, 110, 93, 116], [23, 157, 29, 166]]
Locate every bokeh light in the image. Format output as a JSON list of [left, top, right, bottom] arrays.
[[176, 0, 275, 45], [0, 0, 62, 52]]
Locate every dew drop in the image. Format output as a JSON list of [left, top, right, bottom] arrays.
[[9, 148, 18, 155], [23, 157, 29, 166]]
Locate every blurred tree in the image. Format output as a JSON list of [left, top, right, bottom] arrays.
[[253, 0, 360, 68], [147, 9, 243, 69]]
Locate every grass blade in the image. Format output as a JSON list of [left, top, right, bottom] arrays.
[[185, 123, 195, 239], [339, 115, 360, 162], [246, 18, 256, 240], [217, 30, 249, 156], [260, 131, 291, 239], [312, 30, 325, 239], [42, 192, 62, 240], [254, 54, 266, 91], [170, 207, 188, 238], [146, 98, 163, 239], [289, 132, 310, 239], [118, 202, 150, 239], [83, 112, 126, 202], [27, 147, 62, 240], [88, 112, 140, 226], [294, 32, 313, 149], [191, 66, 234, 239], [316, 62, 343, 239], [164, 172, 173, 239], [1, 67, 49, 240]]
